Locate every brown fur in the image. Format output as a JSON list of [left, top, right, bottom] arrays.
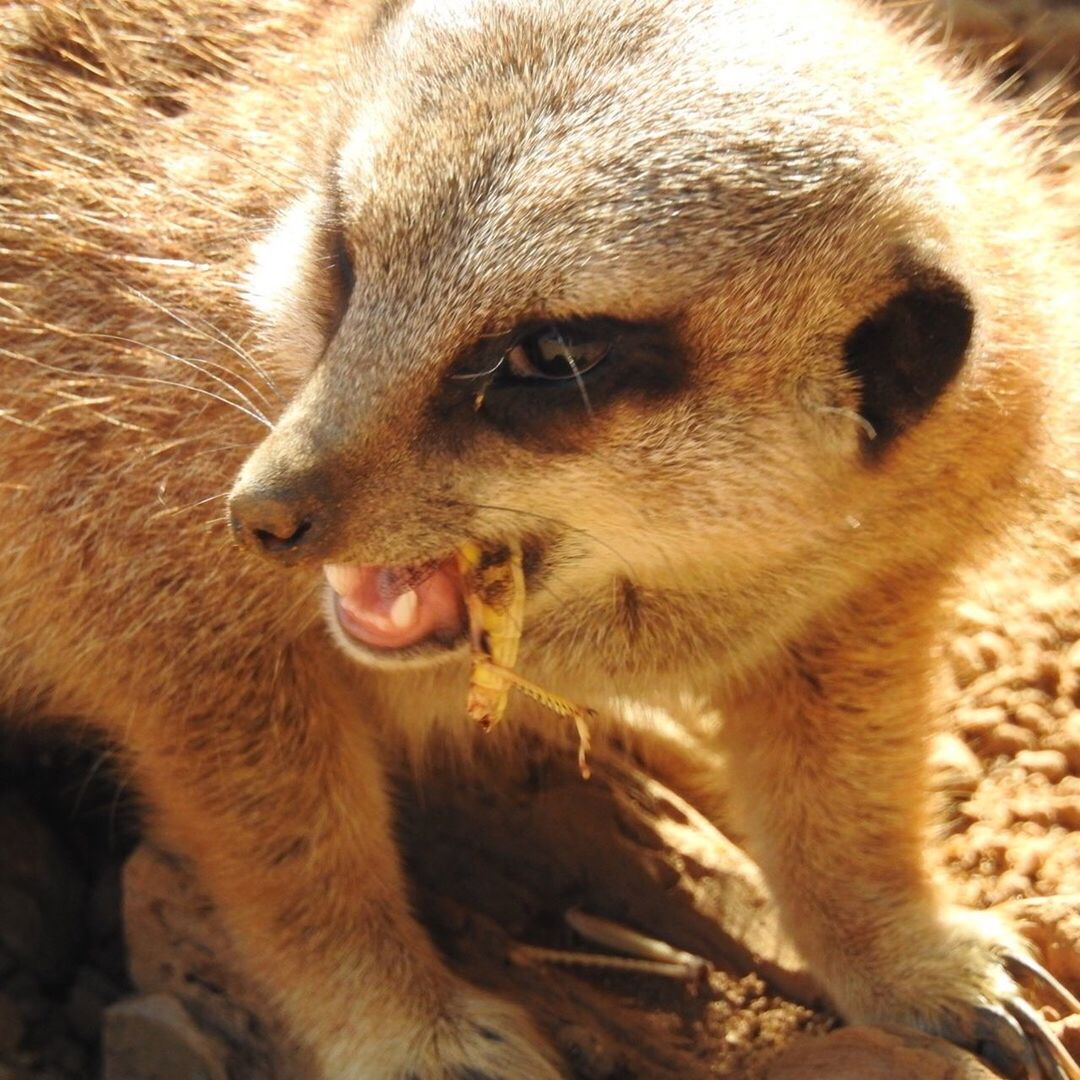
[[1, 0, 1077, 1077]]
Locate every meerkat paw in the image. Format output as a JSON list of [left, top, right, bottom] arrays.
[[931, 946, 1080, 1080], [413, 987, 565, 1080], [322, 983, 564, 1080], [845, 909, 1080, 1080]]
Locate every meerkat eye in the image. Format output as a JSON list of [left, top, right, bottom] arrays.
[[504, 326, 610, 381]]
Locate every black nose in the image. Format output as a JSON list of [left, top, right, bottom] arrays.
[[228, 486, 322, 563]]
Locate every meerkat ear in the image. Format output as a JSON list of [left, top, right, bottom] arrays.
[[842, 271, 974, 455]]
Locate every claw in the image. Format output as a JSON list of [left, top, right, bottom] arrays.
[[1002, 952, 1080, 1017], [1004, 995, 1080, 1080], [971, 1002, 1040, 1080]]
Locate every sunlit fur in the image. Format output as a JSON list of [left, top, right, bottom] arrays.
[[2, 0, 1077, 1076]]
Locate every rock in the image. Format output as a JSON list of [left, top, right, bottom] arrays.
[[971, 630, 1009, 671], [1046, 712, 1080, 772], [955, 705, 1007, 737], [0, 991, 24, 1053], [953, 600, 1002, 632], [1031, 656, 1062, 697], [102, 994, 229, 1080], [1001, 896, 1080, 986], [556, 1021, 621, 1079], [1055, 796, 1080, 831], [986, 722, 1037, 757], [1067, 640, 1080, 672], [1014, 701, 1054, 734], [1015, 749, 1070, 784], [65, 964, 125, 1044], [122, 845, 310, 1077], [764, 1025, 1000, 1079], [986, 869, 1032, 905]]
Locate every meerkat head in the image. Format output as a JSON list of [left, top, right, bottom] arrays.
[[228, 0, 995, 689]]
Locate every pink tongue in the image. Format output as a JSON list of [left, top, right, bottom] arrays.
[[324, 560, 465, 650]]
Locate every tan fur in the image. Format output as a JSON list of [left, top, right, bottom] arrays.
[[1, 0, 1077, 1077]]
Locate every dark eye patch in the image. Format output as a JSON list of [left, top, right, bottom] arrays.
[[432, 316, 686, 452]]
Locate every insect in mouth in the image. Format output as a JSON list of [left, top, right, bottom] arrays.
[[456, 538, 594, 777]]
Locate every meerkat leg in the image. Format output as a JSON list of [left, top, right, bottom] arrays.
[[127, 648, 562, 1080], [717, 589, 1077, 1079]]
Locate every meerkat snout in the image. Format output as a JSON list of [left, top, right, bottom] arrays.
[[228, 482, 320, 560], [228, 434, 338, 564]]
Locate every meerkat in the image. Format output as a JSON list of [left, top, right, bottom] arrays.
[[1, 0, 1078, 1077]]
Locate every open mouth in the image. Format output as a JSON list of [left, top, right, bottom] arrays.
[[323, 558, 468, 655]]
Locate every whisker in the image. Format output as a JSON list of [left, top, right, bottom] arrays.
[[0, 300, 273, 428], [2, 345, 272, 430], [27, 61, 317, 199], [113, 293, 277, 409], [553, 329, 595, 419], [181, 441, 258, 463], [0, 409, 50, 433], [150, 490, 232, 521], [193, 513, 232, 537], [985, 37, 1065, 105], [177, 125, 315, 199], [449, 358, 504, 381], [271, 587, 323, 640], [124, 286, 282, 402], [812, 403, 877, 441], [139, 439, 254, 464], [72, 331, 274, 427]]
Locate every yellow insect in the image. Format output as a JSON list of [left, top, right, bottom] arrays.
[[456, 538, 594, 777]]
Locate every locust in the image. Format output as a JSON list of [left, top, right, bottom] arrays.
[[456, 538, 594, 777]]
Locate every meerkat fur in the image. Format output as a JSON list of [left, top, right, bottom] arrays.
[[1, 0, 1078, 1077]]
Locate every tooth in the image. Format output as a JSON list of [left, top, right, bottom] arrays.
[[389, 589, 419, 629], [324, 564, 356, 596]]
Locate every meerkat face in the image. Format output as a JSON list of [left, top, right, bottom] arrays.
[[230, 0, 976, 687]]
